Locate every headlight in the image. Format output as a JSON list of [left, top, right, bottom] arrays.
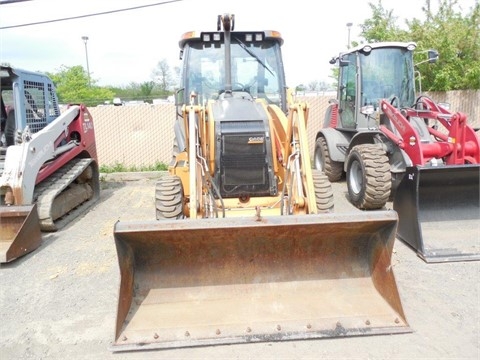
[[362, 45, 372, 53]]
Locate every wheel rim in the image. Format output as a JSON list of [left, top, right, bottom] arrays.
[[314, 147, 324, 171], [349, 160, 363, 195]]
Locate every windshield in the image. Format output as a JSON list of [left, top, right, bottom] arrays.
[[359, 47, 415, 108], [184, 38, 283, 107]]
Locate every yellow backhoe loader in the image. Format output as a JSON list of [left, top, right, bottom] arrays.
[[110, 14, 410, 352]]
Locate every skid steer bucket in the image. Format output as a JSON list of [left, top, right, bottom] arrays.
[[0, 204, 42, 263], [394, 165, 480, 263], [111, 211, 410, 352]]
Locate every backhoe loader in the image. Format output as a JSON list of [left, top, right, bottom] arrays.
[[111, 14, 410, 352]]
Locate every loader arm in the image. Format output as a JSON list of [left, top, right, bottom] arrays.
[[187, 102, 198, 219], [285, 102, 317, 214], [380, 99, 479, 165], [410, 96, 480, 164]]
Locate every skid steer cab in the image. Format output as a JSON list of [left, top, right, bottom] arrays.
[[110, 14, 410, 352], [0, 66, 100, 263], [314, 42, 480, 262]]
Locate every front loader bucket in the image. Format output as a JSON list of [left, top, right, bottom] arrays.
[[111, 211, 410, 352], [0, 204, 42, 263], [394, 165, 480, 263]]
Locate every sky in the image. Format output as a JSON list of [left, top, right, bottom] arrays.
[[0, 0, 477, 88]]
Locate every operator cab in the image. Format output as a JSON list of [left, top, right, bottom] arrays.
[[335, 42, 419, 130], [177, 28, 288, 113], [0, 66, 61, 148]]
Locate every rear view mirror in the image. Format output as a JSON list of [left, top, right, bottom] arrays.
[[339, 55, 349, 67], [428, 50, 438, 63]]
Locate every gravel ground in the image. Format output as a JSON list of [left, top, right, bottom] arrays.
[[1, 173, 478, 359]]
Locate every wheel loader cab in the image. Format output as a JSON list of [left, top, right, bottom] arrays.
[[338, 53, 357, 128], [336, 43, 417, 131]]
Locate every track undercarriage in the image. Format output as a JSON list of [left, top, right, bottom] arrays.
[[34, 158, 100, 231]]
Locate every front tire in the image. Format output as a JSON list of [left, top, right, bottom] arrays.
[[312, 169, 334, 213], [314, 137, 343, 182], [155, 175, 184, 219], [346, 144, 391, 209]]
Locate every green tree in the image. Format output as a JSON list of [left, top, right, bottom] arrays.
[[107, 80, 173, 103], [359, 0, 480, 90], [140, 81, 155, 99], [295, 84, 306, 93], [48, 65, 114, 106], [407, 0, 480, 90], [330, 67, 340, 89], [359, 0, 409, 42]]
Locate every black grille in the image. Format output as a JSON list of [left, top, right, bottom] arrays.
[[216, 121, 273, 198]]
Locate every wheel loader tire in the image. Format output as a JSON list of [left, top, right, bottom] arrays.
[[346, 144, 391, 210], [155, 175, 184, 220], [311, 169, 334, 212], [314, 137, 343, 182]]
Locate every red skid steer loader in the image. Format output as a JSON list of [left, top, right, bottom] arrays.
[[0, 66, 100, 263]]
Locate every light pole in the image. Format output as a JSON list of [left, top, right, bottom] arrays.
[[81, 36, 91, 86], [346, 22, 353, 49]]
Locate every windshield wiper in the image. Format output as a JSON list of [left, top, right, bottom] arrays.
[[234, 37, 274, 77]]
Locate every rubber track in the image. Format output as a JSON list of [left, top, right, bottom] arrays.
[[34, 158, 99, 231]]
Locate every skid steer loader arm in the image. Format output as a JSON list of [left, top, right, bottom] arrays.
[[110, 211, 410, 352]]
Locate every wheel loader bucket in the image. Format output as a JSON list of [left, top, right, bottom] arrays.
[[0, 204, 42, 263], [394, 165, 480, 263], [111, 211, 410, 352]]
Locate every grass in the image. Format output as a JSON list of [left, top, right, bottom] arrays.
[[99, 161, 168, 173]]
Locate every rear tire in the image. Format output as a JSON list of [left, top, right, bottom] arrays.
[[155, 175, 184, 220], [311, 169, 334, 213], [314, 137, 343, 182], [346, 144, 391, 210]]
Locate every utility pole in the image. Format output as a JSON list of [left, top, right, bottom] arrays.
[[81, 36, 91, 86], [346, 22, 353, 49]]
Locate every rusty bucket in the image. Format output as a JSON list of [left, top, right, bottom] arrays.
[[111, 211, 410, 352], [0, 204, 42, 263]]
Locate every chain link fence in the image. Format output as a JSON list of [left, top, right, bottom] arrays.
[[89, 91, 479, 167]]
